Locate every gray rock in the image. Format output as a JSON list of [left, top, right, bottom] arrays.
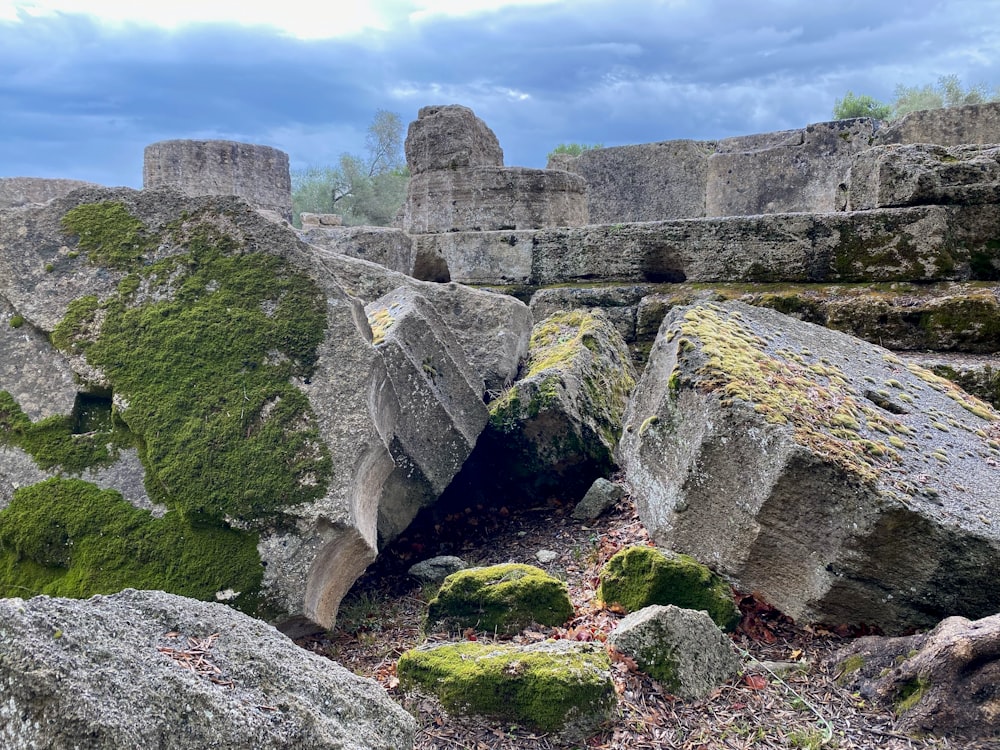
[[0, 177, 99, 209], [143, 139, 292, 222], [832, 612, 1000, 740], [399, 166, 588, 234], [298, 224, 415, 275], [535, 549, 559, 564], [404, 104, 503, 175], [530, 285, 651, 344], [485, 310, 636, 501], [847, 143, 1000, 210], [572, 478, 625, 520], [608, 605, 742, 699], [299, 212, 342, 227], [900, 352, 1000, 410], [874, 100, 1000, 148], [408, 555, 467, 583], [620, 300, 1000, 633], [0, 590, 415, 749]]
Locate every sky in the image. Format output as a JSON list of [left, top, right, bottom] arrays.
[[2, 0, 1000, 187]]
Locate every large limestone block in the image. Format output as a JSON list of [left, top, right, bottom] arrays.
[[400, 166, 588, 233], [847, 143, 1000, 210], [404, 104, 503, 175], [0, 187, 465, 635], [0, 177, 98, 209], [875, 101, 1000, 148], [550, 140, 714, 223], [706, 119, 878, 216], [365, 286, 488, 542], [297, 223, 415, 275], [620, 300, 1000, 633], [0, 590, 415, 749]]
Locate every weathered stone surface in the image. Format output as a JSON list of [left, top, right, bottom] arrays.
[[832, 613, 1000, 740], [404, 104, 503, 175], [572, 477, 626, 520], [0, 177, 98, 208], [365, 286, 488, 543], [847, 143, 1000, 210], [416, 205, 999, 286], [298, 224, 415, 275], [0, 186, 484, 635], [408, 555, 467, 583], [620, 301, 1000, 633], [399, 639, 613, 738], [143, 139, 292, 221], [426, 563, 574, 634], [530, 285, 650, 343], [875, 101, 1000, 148], [551, 140, 714, 223], [597, 545, 739, 631], [901, 352, 1000, 410], [483, 310, 636, 501], [608, 605, 742, 699], [399, 166, 588, 233], [312, 248, 531, 393], [706, 119, 878, 216], [299, 211, 342, 226], [0, 590, 415, 749]]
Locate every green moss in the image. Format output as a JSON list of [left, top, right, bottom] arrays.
[[0, 478, 262, 609], [836, 653, 866, 685], [597, 545, 739, 632], [60, 201, 150, 270], [397, 641, 614, 734], [895, 676, 930, 714], [9, 315, 24, 329], [426, 563, 574, 634], [52, 219, 332, 523]]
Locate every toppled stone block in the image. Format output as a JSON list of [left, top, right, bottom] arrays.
[[426, 563, 574, 634], [832, 612, 1000, 740], [847, 143, 1000, 210], [597, 545, 739, 631], [404, 104, 503, 175], [875, 101, 1000, 148], [0, 590, 416, 749], [398, 640, 614, 738], [608, 604, 742, 698], [298, 224, 414, 275], [620, 301, 1000, 633], [299, 212, 343, 226]]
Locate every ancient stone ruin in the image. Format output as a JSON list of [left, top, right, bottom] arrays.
[[2, 100, 1000, 744]]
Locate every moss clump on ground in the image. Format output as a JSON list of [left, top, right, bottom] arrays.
[[397, 641, 614, 735], [426, 563, 574, 634], [836, 654, 866, 686], [60, 201, 151, 270], [0, 478, 262, 609], [597, 545, 740, 632], [895, 676, 931, 714]]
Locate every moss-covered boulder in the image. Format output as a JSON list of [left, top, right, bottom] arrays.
[[620, 300, 1000, 633], [597, 545, 739, 631], [426, 563, 574, 634], [397, 640, 614, 738]]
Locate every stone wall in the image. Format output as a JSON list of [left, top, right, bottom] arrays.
[[875, 101, 1000, 147], [0, 177, 97, 209], [143, 139, 292, 222]]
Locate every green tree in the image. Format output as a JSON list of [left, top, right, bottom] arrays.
[[547, 142, 603, 160], [832, 91, 892, 120], [291, 110, 409, 227]]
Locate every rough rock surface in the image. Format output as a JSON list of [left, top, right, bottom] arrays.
[[847, 143, 1000, 211], [398, 639, 614, 739], [0, 589, 415, 749], [416, 204, 1000, 286], [481, 310, 636, 502], [0, 177, 98, 208], [426, 563, 574, 634], [0, 186, 511, 635], [620, 300, 1000, 633], [404, 104, 503, 175], [901, 352, 1000, 410], [298, 224, 414, 275], [407, 555, 467, 583], [832, 612, 1000, 740], [874, 101, 1000, 148], [143, 139, 292, 222], [597, 545, 739, 631], [608, 605, 742, 699], [572, 477, 626, 520]]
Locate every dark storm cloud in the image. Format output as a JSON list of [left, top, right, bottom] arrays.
[[2, 0, 1000, 185]]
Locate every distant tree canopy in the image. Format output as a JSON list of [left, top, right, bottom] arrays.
[[833, 75, 1000, 122], [547, 142, 603, 160], [291, 110, 409, 227]]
